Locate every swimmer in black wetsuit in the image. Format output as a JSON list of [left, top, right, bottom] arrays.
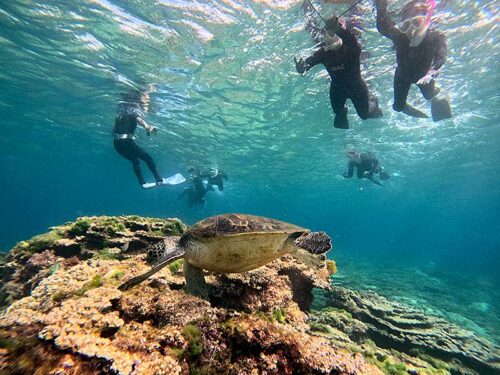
[[178, 167, 209, 208], [113, 90, 163, 188], [343, 150, 390, 186], [201, 168, 228, 192], [375, 0, 452, 121], [295, 16, 382, 129]]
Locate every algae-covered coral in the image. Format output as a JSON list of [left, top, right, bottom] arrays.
[[0, 215, 498, 375]]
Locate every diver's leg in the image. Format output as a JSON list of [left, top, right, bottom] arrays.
[[351, 79, 382, 120], [394, 74, 428, 118], [418, 80, 452, 122], [184, 261, 208, 298], [330, 83, 349, 129], [134, 143, 162, 183], [114, 140, 146, 185]]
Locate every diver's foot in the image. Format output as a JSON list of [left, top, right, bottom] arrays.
[[334, 108, 349, 129], [401, 103, 429, 118], [368, 98, 383, 118], [431, 96, 452, 122]]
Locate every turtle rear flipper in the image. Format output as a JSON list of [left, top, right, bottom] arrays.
[[119, 246, 186, 291]]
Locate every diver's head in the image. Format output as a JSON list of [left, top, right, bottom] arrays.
[[398, 0, 434, 47], [323, 16, 343, 51], [347, 149, 361, 163]]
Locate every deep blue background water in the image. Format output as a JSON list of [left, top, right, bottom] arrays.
[[0, 0, 499, 343]]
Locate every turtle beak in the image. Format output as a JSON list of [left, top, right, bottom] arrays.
[[294, 232, 332, 255]]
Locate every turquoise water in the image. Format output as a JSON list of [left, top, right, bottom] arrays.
[[1, 0, 499, 344]]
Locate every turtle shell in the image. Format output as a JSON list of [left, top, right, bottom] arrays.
[[180, 214, 309, 273], [187, 213, 306, 239]]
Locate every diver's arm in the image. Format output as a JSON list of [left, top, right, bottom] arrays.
[[137, 117, 157, 135], [417, 32, 447, 85], [337, 27, 361, 56], [432, 31, 447, 71], [374, 0, 402, 41], [295, 49, 324, 75]]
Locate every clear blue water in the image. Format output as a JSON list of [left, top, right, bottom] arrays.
[[0, 0, 499, 344]]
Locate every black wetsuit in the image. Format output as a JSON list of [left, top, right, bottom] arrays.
[[376, 6, 447, 111], [113, 107, 162, 185], [201, 171, 228, 191], [344, 153, 382, 185], [303, 27, 381, 122], [179, 175, 207, 208]]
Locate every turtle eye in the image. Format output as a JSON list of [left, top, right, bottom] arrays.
[[289, 231, 305, 240]]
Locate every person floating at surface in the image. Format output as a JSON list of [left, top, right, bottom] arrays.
[[343, 150, 390, 186], [178, 167, 209, 208], [374, 0, 452, 121], [201, 168, 228, 192], [113, 90, 163, 188], [295, 15, 382, 129]]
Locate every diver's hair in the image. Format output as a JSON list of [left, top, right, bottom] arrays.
[[400, 0, 428, 21]]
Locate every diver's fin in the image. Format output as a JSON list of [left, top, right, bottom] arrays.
[[334, 108, 349, 129], [402, 103, 429, 118], [119, 246, 186, 291], [431, 96, 452, 122]]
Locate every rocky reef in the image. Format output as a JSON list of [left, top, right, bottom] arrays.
[[0, 216, 498, 375]]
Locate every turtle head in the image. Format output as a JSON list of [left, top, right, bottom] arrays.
[[293, 231, 332, 255]]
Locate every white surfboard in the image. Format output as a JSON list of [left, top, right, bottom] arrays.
[[142, 173, 186, 189]]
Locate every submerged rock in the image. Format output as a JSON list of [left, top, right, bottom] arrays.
[[0, 215, 498, 375]]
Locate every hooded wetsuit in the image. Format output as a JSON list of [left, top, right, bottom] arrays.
[[376, 5, 447, 111], [302, 27, 380, 120], [113, 106, 162, 185], [344, 153, 383, 185]]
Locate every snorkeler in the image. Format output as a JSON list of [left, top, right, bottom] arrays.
[[201, 168, 228, 192], [295, 14, 382, 129], [343, 150, 389, 186], [374, 0, 452, 121], [178, 167, 209, 208], [113, 89, 163, 188]]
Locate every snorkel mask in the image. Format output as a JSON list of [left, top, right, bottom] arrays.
[[398, 0, 435, 47], [323, 16, 343, 51]]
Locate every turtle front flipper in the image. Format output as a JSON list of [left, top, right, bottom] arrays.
[[119, 246, 186, 291], [184, 261, 208, 298]]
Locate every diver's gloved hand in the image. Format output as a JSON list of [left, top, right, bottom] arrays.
[[417, 69, 439, 85], [294, 57, 306, 75], [146, 125, 158, 136]]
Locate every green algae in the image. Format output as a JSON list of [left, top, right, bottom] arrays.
[[169, 259, 184, 274], [74, 275, 104, 297], [272, 307, 287, 324], [68, 218, 92, 236], [14, 230, 63, 259], [182, 324, 204, 358]]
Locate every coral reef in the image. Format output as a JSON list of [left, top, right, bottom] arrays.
[[0, 215, 498, 375], [310, 287, 500, 374]]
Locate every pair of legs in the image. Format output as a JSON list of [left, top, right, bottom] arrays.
[[330, 79, 382, 129], [393, 73, 452, 121], [114, 139, 162, 185]]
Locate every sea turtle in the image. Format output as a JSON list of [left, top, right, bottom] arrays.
[[119, 213, 332, 297]]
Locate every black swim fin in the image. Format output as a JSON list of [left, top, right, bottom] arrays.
[[402, 103, 429, 118], [431, 96, 452, 122], [334, 107, 349, 129]]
